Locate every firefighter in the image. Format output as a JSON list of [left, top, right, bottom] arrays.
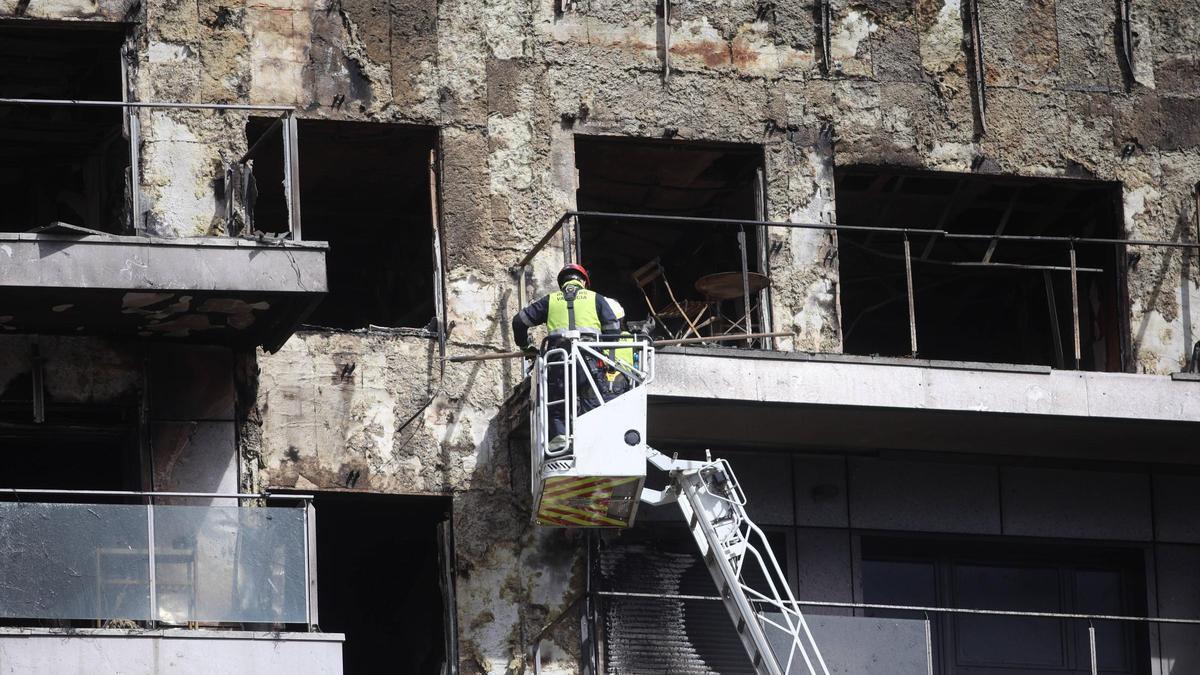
[[512, 263, 620, 451], [602, 297, 638, 399]]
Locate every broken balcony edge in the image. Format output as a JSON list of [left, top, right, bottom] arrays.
[[0, 233, 329, 352]]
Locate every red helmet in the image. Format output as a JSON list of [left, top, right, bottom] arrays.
[[558, 263, 590, 288]]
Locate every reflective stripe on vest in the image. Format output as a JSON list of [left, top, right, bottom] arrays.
[[547, 283, 601, 337]]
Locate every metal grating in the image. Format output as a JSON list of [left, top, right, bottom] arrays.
[[597, 536, 757, 674]]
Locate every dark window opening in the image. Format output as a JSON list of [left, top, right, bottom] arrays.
[[835, 168, 1126, 370], [575, 136, 765, 339], [312, 493, 451, 675], [0, 23, 128, 234], [0, 397, 141, 496], [246, 120, 437, 329], [862, 536, 1150, 675]]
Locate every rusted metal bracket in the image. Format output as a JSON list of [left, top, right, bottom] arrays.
[[817, 0, 832, 75], [903, 234, 918, 357], [1116, 0, 1135, 86], [662, 0, 673, 82], [964, 0, 987, 135], [31, 342, 45, 424], [1069, 242, 1081, 368]]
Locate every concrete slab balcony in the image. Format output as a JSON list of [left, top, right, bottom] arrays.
[[0, 232, 327, 351], [649, 348, 1200, 462]]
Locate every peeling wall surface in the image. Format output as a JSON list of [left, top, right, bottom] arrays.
[[6, 0, 1200, 673]]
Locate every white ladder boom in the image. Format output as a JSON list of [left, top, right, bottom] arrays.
[[643, 448, 831, 675]]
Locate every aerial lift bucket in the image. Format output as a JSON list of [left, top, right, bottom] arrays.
[[530, 338, 653, 527], [524, 339, 830, 673]]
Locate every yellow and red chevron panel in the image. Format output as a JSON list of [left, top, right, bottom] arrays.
[[536, 475, 641, 527]]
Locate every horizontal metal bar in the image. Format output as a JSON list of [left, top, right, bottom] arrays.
[[519, 211, 1198, 273], [791, 600, 1200, 626], [0, 488, 311, 500], [446, 350, 527, 363], [0, 97, 295, 112], [946, 232, 1199, 249], [598, 590, 724, 602], [552, 210, 1200, 250], [594, 591, 1200, 625], [927, 261, 1105, 274], [568, 210, 945, 236], [654, 331, 793, 347]]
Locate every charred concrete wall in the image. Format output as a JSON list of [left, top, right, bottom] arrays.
[[4, 0, 1200, 673]]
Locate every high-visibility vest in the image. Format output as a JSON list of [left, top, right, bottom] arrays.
[[615, 331, 636, 369], [547, 281, 602, 338]]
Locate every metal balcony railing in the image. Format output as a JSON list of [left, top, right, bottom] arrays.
[[518, 211, 1200, 368], [588, 591, 1200, 675], [0, 98, 302, 239], [0, 490, 316, 628]]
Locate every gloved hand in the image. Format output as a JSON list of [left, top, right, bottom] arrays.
[[521, 344, 539, 357]]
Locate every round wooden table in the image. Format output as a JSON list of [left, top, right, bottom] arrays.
[[694, 271, 770, 300]]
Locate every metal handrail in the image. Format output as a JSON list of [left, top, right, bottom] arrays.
[[0, 97, 294, 112], [595, 591, 1200, 625], [0, 488, 311, 501], [518, 210, 1200, 367], [597, 590, 1200, 675], [0, 97, 301, 239], [533, 340, 656, 461], [0, 493, 318, 629], [548, 210, 1200, 249]]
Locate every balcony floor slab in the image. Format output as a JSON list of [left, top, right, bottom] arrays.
[[648, 347, 1200, 461], [0, 627, 344, 675], [0, 233, 328, 351]]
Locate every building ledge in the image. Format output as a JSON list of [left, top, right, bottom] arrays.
[[649, 348, 1200, 461], [0, 627, 344, 642], [653, 347, 1197, 423], [0, 627, 343, 675], [0, 233, 328, 351], [659, 345, 1053, 374]]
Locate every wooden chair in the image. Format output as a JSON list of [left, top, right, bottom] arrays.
[[631, 258, 711, 339]]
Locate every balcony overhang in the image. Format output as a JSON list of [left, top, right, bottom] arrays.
[[0, 232, 327, 351], [0, 628, 343, 675], [649, 348, 1200, 462]]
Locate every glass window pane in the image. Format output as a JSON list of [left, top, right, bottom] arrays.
[[1076, 570, 1131, 672], [0, 502, 151, 621], [862, 559, 936, 620], [953, 564, 1066, 668], [152, 504, 307, 624]]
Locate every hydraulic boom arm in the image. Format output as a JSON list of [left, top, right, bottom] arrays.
[[642, 447, 831, 675]]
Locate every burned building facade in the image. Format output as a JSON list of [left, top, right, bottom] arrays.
[[0, 0, 1199, 673]]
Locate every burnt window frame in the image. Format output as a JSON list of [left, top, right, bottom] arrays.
[[0, 20, 135, 235], [833, 166, 1132, 372], [243, 119, 446, 334], [572, 134, 772, 342]]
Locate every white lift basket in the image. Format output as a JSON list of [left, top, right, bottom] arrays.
[[526, 337, 831, 674], [530, 337, 654, 527]]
